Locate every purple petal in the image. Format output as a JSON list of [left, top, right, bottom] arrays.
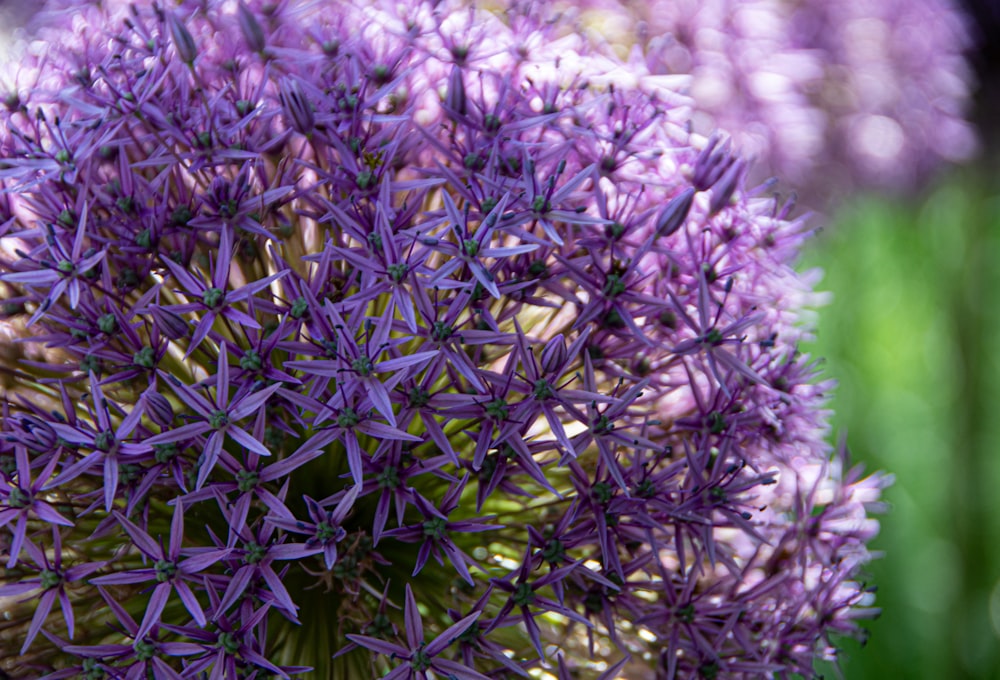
[[161, 256, 206, 296], [240, 648, 291, 676], [103, 458, 119, 511], [117, 403, 145, 440], [174, 580, 207, 627], [136, 582, 171, 641], [442, 541, 475, 586], [228, 270, 288, 302], [64, 562, 106, 582], [113, 512, 163, 559], [323, 543, 338, 571], [356, 420, 422, 442], [268, 543, 320, 561], [0, 582, 39, 597], [169, 501, 185, 558], [227, 426, 272, 458], [426, 611, 481, 657], [158, 642, 204, 657], [216, 342, 230, 404], [22, 588, 57, 654], [149, 658, 184, 680], [344, 434, 364, 487], [47, 423, 97, 446], [404, 583, 423, 648], [261, 564, 298, 615], [213, 227, 233, 290], [178, 548, 229, 574], [523, 610, 543, 657], [90, 570, 155, 585], [31, 501, 75, 527], [186, 313, 218, 359], [144, 421, 211, 446], [89, 376, 111, 431], [260, 444, 326, 481], [216, 565, 254, 616], [59, 588, 75, 639], [364, 379, 396, 427], [432, 658, 493, 680], [196, 432, 224, 489], [0, 269, 60, 284], [373, 491, 391, 545], [229, 382, 283, 421], [344, 634, 409, 658]]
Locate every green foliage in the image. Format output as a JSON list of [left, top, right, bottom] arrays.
[[801, 169, 1000, 679]]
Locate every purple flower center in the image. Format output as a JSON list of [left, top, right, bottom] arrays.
[[513, 582, 535, 607], [154, 559, 177, 582], [217, 632, 241, 655], [410, 647, 432, 672], [422, 517, 447, 540], [202, 287, 225, 309], [40, 569, 62, 590]]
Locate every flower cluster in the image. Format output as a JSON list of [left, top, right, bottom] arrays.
[[0, 1, 888, 678], [552, 0, 977, 208]]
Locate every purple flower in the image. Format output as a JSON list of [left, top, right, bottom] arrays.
[[160, 226, 286, 356], [560, 0, 977, 207], [144, 346, 283, 489], [89, 502, 228, 640], [0, 1, 889, 677], [346, 583, 489, 680], [384, 476, 502, 585], [62, 588, 203, 679], [46, 372, 151, 511], [488, 545, 591, 657], [0, 204, 105, 325], [163, 596, 303, 679], [265, 485, 360, 571], [0, 527, 104, 653], [0, 447, 74, 567]]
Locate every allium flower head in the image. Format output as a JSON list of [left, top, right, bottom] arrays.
[[0, 1, 888, 678]]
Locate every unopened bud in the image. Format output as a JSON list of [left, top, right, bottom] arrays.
[[237, 2, 266, 53], [146, 390, 175, 428], [445, 65, 466, 118], [279, 78, 315, 135], [692, 133, 736, 192], [655, 187, 695, 237], [708, 159, 745, 216], [149, 305, 189, 340], [167, 12, 198, 64], [540, 334, 567, 374], [20, 417, 56, 451]]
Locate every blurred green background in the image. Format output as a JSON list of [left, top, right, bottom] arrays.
[[800, 168, 1000, 679]]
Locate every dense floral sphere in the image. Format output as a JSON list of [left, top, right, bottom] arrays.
[[0, 1, 888, 678]]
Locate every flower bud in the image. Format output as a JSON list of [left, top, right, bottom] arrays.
[[692, 133, 736, 192], [540, 334, 567, 374], [146, 390, 175, 428], [445, 65, 466, 118], [238, 2, 267, 53], [708, 159, 745, 216], [19, 416, 56, 451], [279, 78, 315, 135], [655, 187, 695, 237], [149, 305, 190, 340], [166, 12, 198, 64]]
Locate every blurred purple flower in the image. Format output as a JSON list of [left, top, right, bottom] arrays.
[[562, 0, 977, 208], [346, 584, 489, 680]]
